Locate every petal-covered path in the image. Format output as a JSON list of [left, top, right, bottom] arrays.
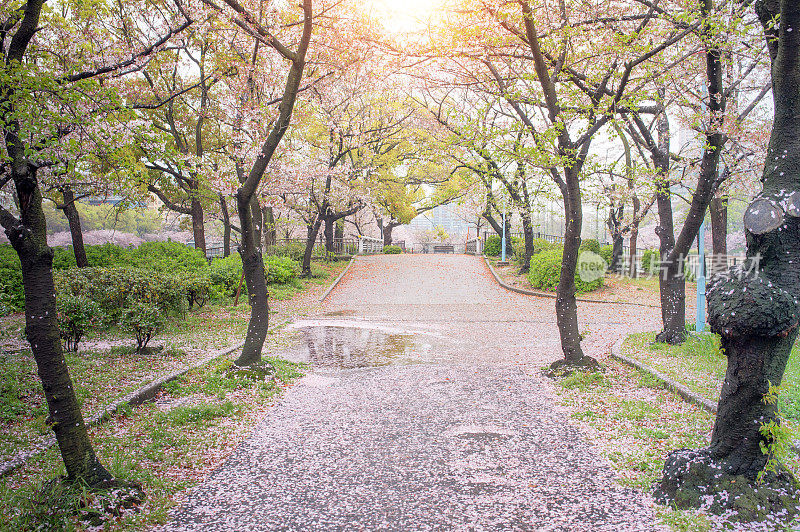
[[164, 254, 665, 531]]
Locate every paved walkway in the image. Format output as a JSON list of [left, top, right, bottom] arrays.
[[164, 255, 664, 531]]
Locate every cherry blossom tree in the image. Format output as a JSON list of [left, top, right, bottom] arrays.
[[0, 0, 190, 486]]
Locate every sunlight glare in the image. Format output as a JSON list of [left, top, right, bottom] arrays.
[[363, 0, 445, 35]]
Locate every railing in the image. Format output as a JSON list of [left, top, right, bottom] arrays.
[[465, 237, 482, 255], [358, 235, 384, 254]]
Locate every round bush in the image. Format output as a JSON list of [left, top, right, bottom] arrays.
[[526, 248, 603, 293], [383, 245, 402, 254]]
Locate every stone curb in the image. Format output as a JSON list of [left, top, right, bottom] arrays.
[[482, 256, 660, 308], [0, 315, 294, 478], [319, 256, 356, 302], [609, 338, 718, 414]]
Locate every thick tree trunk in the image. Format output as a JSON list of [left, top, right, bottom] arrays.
[[190, 197, 206, 256], [234, 191, 269, 366], [220, 195, 231, 258], [302, 218, 322, 277], [59, 186, 88, 268], [11, 183, 111, 485]]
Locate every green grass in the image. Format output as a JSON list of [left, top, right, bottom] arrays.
[[623, 331, 800, 420], [0, 352, 305, 531]]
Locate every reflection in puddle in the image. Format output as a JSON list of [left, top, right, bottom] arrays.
[[287, 326, 430, 368], [321, 310, 356, 317]]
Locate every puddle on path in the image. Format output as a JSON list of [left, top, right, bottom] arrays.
[[279, 321, 443, 369]]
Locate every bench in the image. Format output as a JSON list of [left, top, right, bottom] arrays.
[[433, 245, 454, 254]]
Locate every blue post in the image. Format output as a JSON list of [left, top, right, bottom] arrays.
[[501, 210, 507, 263], [696, 217, 706, 332]]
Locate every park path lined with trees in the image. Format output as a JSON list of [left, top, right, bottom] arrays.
[[163, 254, 666, 530]]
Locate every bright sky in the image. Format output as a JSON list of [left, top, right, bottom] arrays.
[[363, 0, 445, 35]]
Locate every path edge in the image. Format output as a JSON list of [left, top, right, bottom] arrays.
[[609, 338, 717, 414], [320, 256, 356, 301], [0, 316, 295, 478], [482, 256, 658, 308]]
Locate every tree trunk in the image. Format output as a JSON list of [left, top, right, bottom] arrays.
[[302, 218, 322, 277], [705, 0, 800, 478], [610, 232, 624, 273], [709, 189, 728, 274], [262, 205, 276, 247], [383, 224, 393, 247], [652, 112, 687, 345], [59, 186, 88, 268], [250, 196, 262, 254], [518, 211, 534, 274], [323, 216, 334, 253], [628, 223, 639, 279], [220, 195, 231, 258], [552, 168, 596, 370], [190, 197, 206, 256], [11, 182, 111, 485], [234, 190, 269, 366]]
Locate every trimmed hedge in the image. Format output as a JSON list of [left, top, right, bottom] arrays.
[[526, 248, 603, 293]]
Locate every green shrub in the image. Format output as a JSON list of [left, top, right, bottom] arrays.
[[269, 243, 305, 262], [484, 235, 517, 257], [641, 249, 660, 275], [383, 245, 402, 254], [599, 245, 613, 266], [579, 238, 601, 254], [120, 301, 165, 351], [265, 255, 300, 284], [210, 254, 243, 296], [54, 267, 187, 323], [484, 235, 501, 256], [129, 241, 208, 274], [0, 245, 23, 313], [57, 293, 104, 352], [526, 248, 603, 293], [532, 238, 554, 255], [181, 271, 213, 308], [53, 243, 135, 270]]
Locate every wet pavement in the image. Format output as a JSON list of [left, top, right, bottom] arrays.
[[164, 254, 665, 531]]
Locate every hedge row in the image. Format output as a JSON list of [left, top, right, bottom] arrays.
[[0, 242, 302, 316]]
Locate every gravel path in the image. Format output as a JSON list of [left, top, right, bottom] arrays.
[[164, 254, 665, 531]]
